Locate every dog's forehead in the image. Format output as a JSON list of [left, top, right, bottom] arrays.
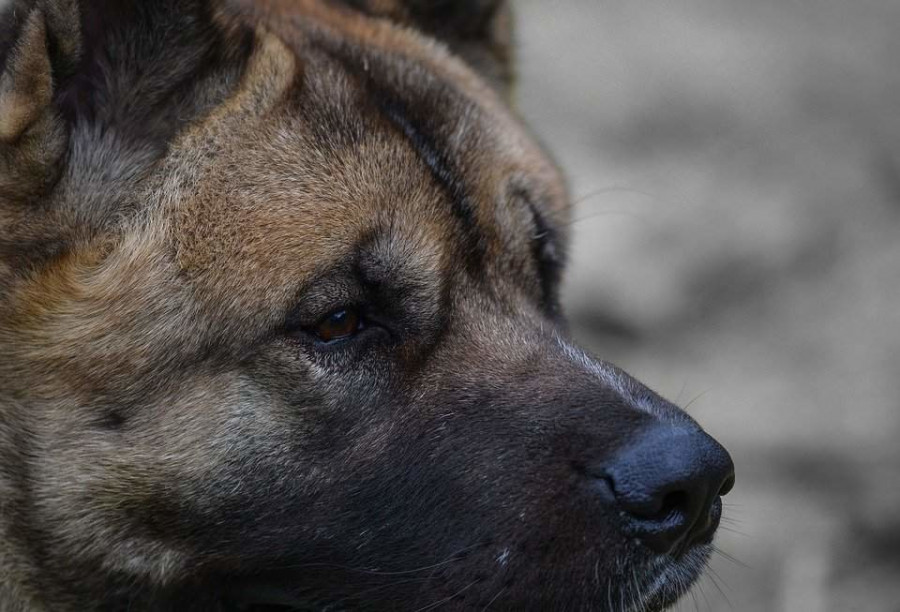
[[159, 14, 567, 319], [159, 35, 445, 320]]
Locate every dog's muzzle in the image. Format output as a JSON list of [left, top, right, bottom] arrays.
[[585, 424, 735, 557]]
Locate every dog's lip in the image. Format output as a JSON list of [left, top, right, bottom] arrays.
[[224, 525, 716, 612], [634, 542, 715, 612]]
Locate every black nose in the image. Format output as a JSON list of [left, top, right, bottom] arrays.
[[600, 425, 735, 555]]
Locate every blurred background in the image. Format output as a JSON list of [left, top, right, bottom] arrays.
[[514, 1, 900, 610]]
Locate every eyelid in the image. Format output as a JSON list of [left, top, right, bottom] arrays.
[[284, 284, 362, 331], [521, 196, 564, 315], [311, 304, 361, 327], [300, 316, 391, 355], [283, 302, 395, 352], [311, 308, 362, 340]]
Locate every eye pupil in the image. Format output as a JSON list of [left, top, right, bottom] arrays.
[[314, 309, 361, 342]]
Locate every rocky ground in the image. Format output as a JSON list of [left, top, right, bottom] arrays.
[[515, 1, 900, 610]]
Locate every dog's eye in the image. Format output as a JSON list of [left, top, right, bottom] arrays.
[[312, 308, 363, 343]]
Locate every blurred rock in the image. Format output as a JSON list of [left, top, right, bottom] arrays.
[[515, 0, 900, 609]]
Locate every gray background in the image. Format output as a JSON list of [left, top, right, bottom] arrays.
[[515, 1, 900, 610]]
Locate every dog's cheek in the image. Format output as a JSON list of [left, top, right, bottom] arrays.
[[26, 375, 322, 583]]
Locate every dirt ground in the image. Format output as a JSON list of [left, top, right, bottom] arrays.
[[514, 1, 900, 610]]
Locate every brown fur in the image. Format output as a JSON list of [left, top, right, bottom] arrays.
[[0, 1, 729, 610]]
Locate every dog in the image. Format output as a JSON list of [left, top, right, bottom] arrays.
[[0, 0, 735, 609]]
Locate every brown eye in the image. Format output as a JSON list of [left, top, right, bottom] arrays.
[[312, 309, 362, 343]]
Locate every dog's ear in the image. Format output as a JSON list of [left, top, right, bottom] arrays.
[[0, 0, 80, 201], [343, 0, 513, 93]]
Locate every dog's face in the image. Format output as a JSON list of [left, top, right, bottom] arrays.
[[0, 1, 734, 610]]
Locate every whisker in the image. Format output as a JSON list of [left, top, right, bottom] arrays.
[[412, 579, 480, 612], [631, 568, 648, 612], [480, 587, 506, 611], [324, 577, 429, 608], [563, 208, 653, 229], [674, 379, 689, 405], [713, 546, 751, 569], [413, 544, 472, 609], [271, 542, 481, 576], [717, 524, 751, 538], [681, 389, 712, 414], [690, 587, 701, 612], [705, 566, 733, 608], [628, 570, 639, 612], [571, 185, 671, 208], [695, 578, 712, 612]]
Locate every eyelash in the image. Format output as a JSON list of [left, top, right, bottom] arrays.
[[308, 308, 365, 344], [284, 305, 392, 356]]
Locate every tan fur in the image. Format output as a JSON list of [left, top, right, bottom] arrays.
[[0, 1, 728, 610], [0, 10, 52, 142], [0, 1, 570, 604]]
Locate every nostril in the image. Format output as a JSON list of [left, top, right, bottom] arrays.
[[618, 486, 691, 522], [658, 490, 689, 520], [719, 473, 736, 497], [593, 425, 735, 555]]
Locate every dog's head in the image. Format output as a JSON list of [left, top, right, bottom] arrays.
[[0, 1, 734, 609]]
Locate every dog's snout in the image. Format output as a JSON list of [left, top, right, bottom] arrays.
[[590, 425, 735, 555]]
